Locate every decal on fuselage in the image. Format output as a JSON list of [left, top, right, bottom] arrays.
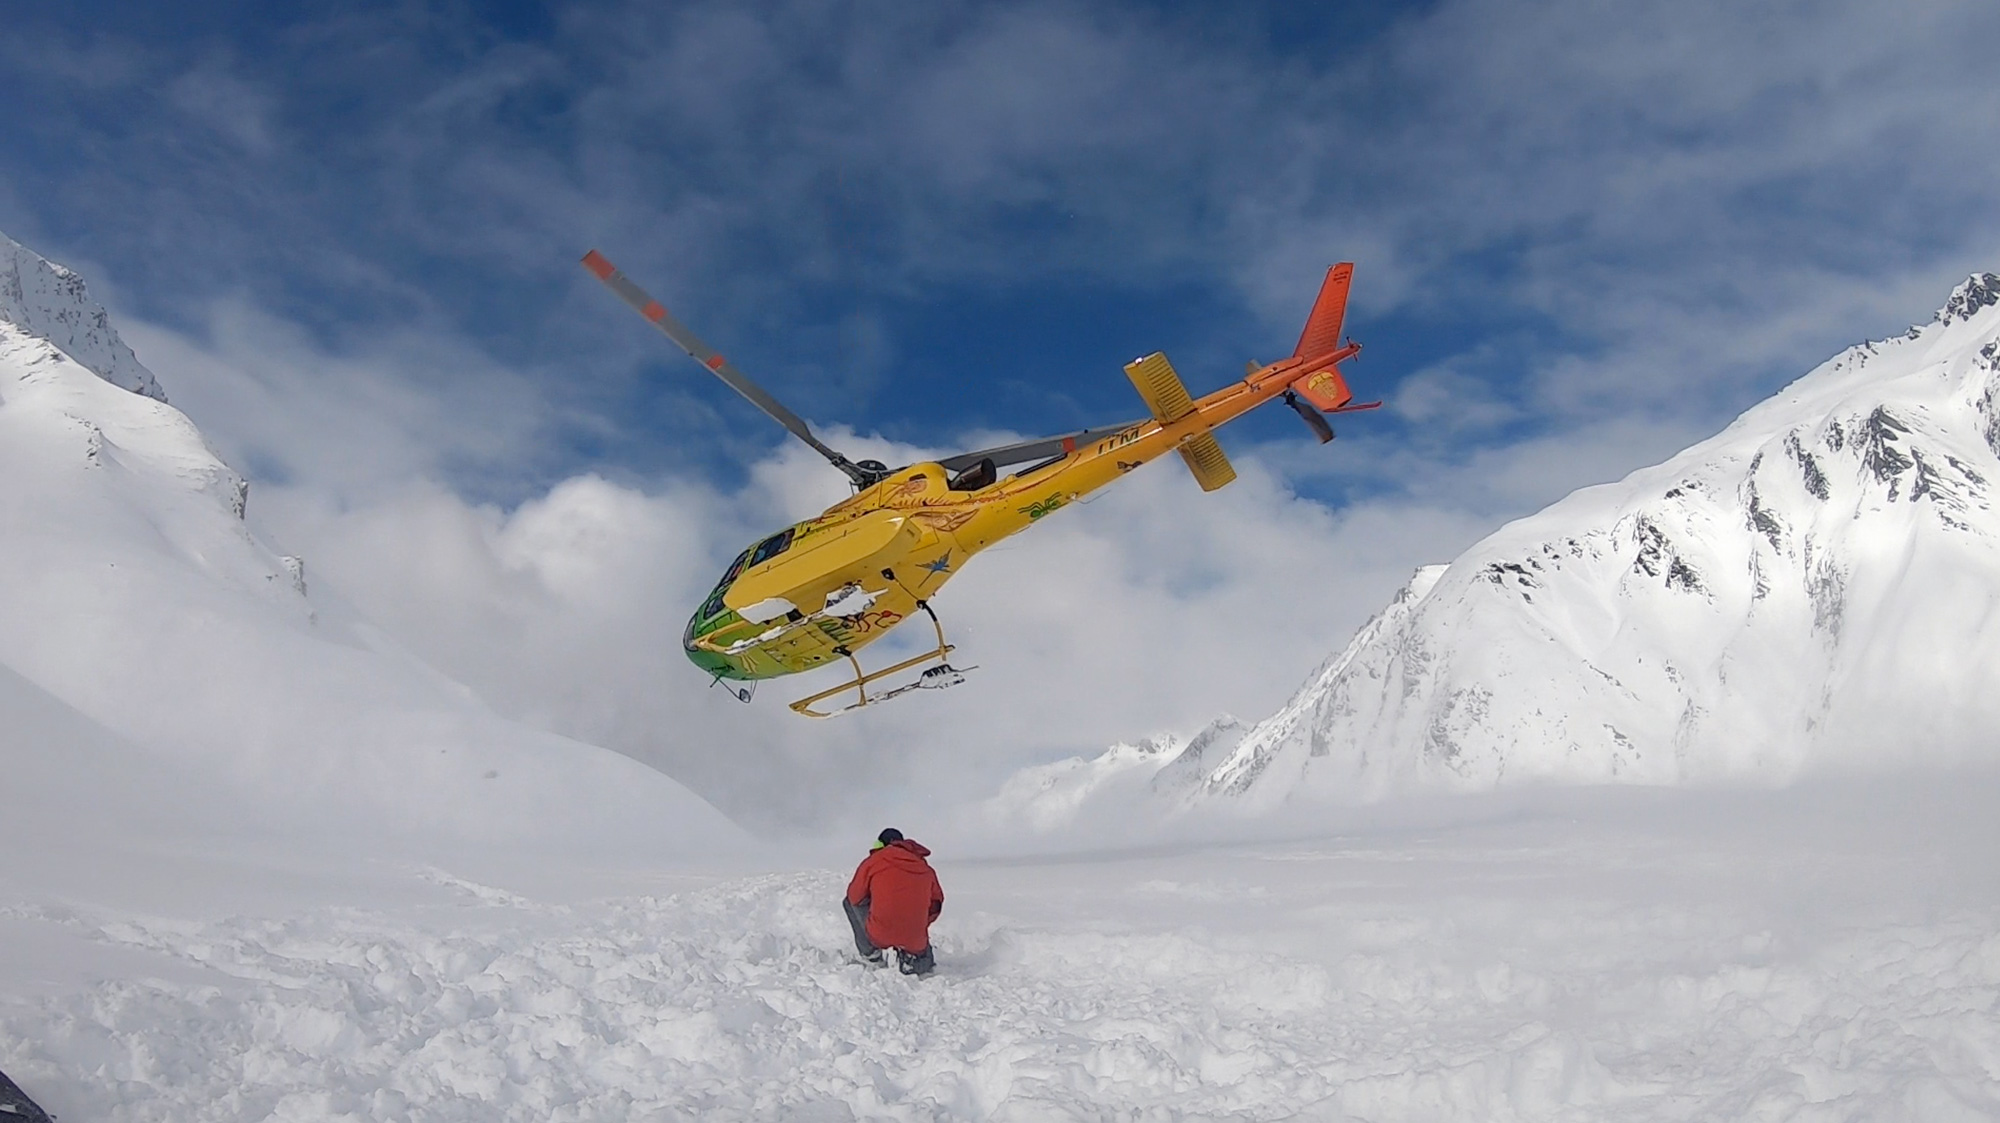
[[817, 608, 904, 644], [911, 509, 976, 532], [1093, 426, 1143, 456], [1020, 495, 1067, 520]]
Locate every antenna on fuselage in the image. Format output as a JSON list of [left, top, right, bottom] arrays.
[[582, 250, 893, 490]]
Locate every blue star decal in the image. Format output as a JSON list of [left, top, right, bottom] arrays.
[[919, 552, 952, 575]]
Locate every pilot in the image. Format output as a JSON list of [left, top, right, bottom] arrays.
[[842, 828, 945, 975]]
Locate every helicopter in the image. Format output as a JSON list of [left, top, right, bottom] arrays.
[[582, 249, 1378, 717]]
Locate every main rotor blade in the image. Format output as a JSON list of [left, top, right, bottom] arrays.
[[582, 250, 880, 488], [936, 421, 1147, 474]]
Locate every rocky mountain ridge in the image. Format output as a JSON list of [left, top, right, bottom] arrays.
[[1, 230, 166, 402], [989, 272, 2000, 824]]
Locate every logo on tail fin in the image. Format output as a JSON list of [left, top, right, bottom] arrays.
[[1291, 369, 1353, 412]]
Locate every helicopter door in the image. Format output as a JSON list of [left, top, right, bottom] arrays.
[[724, 510, 920, 616]]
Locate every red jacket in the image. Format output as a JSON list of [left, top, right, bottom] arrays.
[[846, 839, 944, 952]]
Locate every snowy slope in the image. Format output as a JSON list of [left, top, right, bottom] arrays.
[[976, 719, 1250, 836], [0, 230, 736, 855], [997, 273, 2000, 822]]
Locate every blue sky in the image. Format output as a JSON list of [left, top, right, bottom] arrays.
[[10, 0, 1995, 508], [6, 0, 2000, 822]]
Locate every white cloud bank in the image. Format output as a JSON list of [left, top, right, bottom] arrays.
[[127, 304, 1507, 831], [256, 446, 1495, 832]]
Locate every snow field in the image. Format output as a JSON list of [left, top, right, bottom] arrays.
[[5, 790, 1997, 1123]]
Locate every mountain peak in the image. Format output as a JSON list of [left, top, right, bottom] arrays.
[[0, 230, 167, 403], [1937, 272, 2000, 328], [1184, 268, 2000, 803], [994, 268, 2000, 827]]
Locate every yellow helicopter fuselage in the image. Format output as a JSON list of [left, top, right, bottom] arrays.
[[682, 346, 1355, 689], [582, 246, 1366, 716]]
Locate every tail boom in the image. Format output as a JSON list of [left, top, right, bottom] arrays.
[[1064, 262, 1366, 500]]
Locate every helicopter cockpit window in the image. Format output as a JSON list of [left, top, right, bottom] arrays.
[[748, 527, 796, 566], [947, 458, 997, 492], [699, 546, 753, 622]]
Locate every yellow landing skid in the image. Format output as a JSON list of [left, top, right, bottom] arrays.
[[788, 603, 973, 718]]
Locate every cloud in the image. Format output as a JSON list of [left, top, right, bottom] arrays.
[[119, 300, 561, 503], [1392, 361, 1523, 434], [16, 0, 1997, 388], [249, 446, 1494, 832], [167, 63, 278, 155], [128, 300, 1496, 830]]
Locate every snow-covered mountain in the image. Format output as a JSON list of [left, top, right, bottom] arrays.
[[2, 231, 165, 403], [994, 272, 2000, 823], [0, 230, 735, 854]]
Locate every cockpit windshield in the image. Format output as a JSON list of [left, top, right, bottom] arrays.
[[748, 527, 796, 566], [696, 546, 752, 625], [693, 527, 799, 627]]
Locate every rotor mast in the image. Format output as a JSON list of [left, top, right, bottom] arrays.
[[582, 250, 890, 489]]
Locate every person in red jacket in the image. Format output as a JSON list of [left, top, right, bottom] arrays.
[[844, 828, 944, 975]]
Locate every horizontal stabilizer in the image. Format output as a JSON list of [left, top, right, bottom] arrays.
[[1124, 352, 1197, 424], [1178, 433, 1236, 492], [1294, 263, 1354, 360]]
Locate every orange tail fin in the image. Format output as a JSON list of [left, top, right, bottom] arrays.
[[1293, 263, 1353, 360]]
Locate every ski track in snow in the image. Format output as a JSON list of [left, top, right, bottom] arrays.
[[5, 851, 1998, 1123]]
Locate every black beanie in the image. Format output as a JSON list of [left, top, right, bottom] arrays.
[[877, 827, 904, 845]]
